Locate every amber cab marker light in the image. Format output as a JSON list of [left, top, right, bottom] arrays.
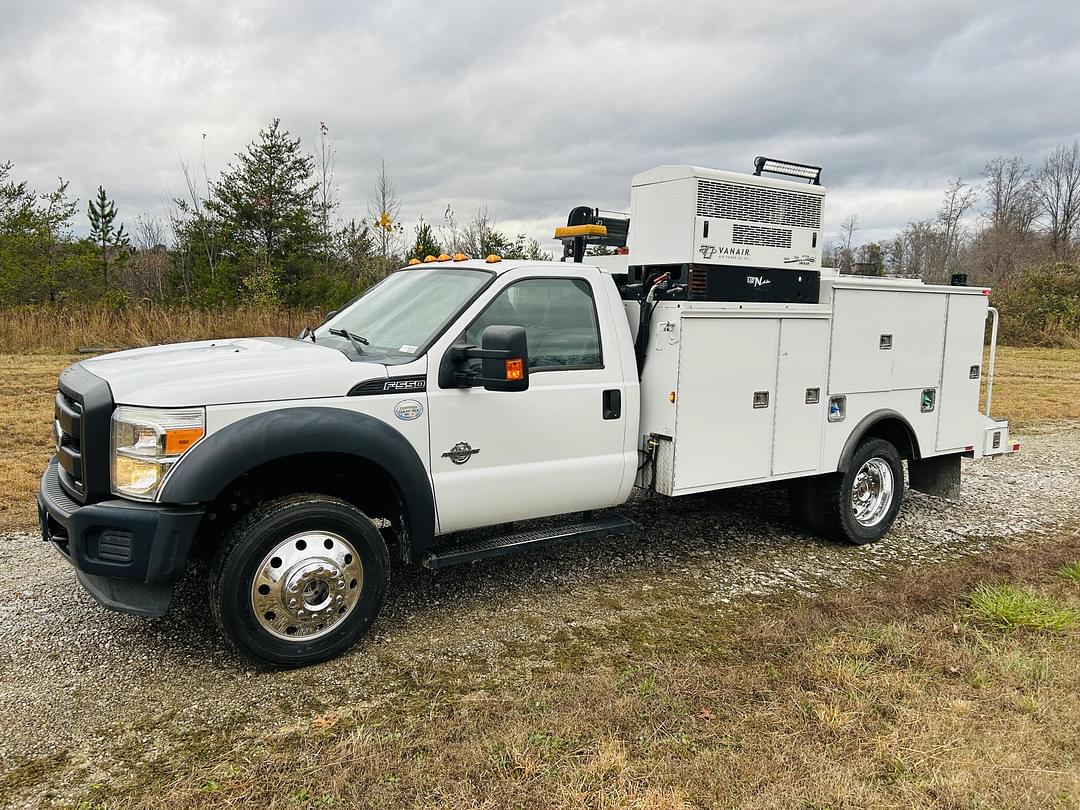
[[505, 358, 524, 381], [407, 258, 421, 265], [453, 253, 468, 261], [486, 254, 502, 263], [668, 391, 676, 403], [437, 253, 451, 262], [423, 255, 438, 263]]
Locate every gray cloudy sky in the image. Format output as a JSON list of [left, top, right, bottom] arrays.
[[2, 0, 1079, 250]]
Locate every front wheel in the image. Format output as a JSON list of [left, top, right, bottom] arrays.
[[209, 494, 389, 668], [815, 438, 905, 545]]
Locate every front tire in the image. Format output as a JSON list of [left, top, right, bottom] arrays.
[[815, 438, 904, 545], [209, 494, 389, 668]]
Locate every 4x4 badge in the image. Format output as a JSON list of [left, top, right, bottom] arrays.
[[442, 441, 479, 465]]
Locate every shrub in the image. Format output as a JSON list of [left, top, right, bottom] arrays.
[[992, 262, 1080, 347]]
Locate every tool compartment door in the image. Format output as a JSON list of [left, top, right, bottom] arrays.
[[773, 318, 829, 475], [673, 316, 780, 491], [936, 293, 987, 451]]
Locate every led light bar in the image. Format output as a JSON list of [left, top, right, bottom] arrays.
[[753, 156, 822, 185]]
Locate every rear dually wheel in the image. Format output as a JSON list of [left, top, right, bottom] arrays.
[[808, 438, 905, 545]]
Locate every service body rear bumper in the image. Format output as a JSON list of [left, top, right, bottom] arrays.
[[37, 459, 204, 616]]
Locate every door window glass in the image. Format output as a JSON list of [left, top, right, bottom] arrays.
[[462, 278, 602, 371]]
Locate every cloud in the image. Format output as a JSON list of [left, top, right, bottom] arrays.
[[2, 0, 1078, 249]]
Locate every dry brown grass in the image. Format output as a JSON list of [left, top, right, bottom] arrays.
[[0, 303, 323, 354], [1, 346, 1077, 534], [985, 346, 1080, 424], [73, 529, 1080, 809], [0, 354, 75, 532]]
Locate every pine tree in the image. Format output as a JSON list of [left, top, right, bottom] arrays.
[[87, 185, 129, 287], [204, 118, 319, 304], [408, 216, 442, 259], [206, 118, 318, 262]]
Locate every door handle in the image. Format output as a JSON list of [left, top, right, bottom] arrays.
[[602, 389, 621, 420]]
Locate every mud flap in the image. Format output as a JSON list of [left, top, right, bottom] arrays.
[[908, 454, 961, 501]]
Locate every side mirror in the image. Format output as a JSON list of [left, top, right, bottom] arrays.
[[441, 324, 530, 391], [324, 310, 339, 321], [478, 325, 529, 392]]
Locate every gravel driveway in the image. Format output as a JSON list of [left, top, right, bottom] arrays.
[[2, 421, 1079, 807]]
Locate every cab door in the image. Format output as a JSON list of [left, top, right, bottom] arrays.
[[426, 268, 631, 534]]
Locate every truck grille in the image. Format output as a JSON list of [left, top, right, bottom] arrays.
[[55, 364, 114, 504], [55, 391, 85, 498], [697, 179, 822, 230]]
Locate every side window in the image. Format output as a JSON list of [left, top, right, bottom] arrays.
[[461, 278, 602, 372]]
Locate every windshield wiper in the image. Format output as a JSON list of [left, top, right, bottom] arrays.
[[328, 328, 370, 354]]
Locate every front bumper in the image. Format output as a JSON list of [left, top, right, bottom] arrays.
[[38, 459, 204, 616]]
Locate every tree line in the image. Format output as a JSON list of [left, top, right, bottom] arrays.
[[2, 124, 1077, 344], [828, 141, 1080, 284], [823, 142, 1080, 345], [0, 118, 549, 310]]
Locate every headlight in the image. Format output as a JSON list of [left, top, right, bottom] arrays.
[[111, 406, 205, 501]]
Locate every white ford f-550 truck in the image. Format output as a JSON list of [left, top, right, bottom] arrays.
[[38, 158, 1016, 667]]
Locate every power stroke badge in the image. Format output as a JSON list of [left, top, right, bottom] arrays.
[[442, 441, 479, 465]]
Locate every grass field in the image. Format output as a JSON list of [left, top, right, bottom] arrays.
[[66, 529, 1080, 808], [2, 347, 1078, 533]]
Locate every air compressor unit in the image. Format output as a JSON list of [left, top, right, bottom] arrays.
[[627, 158, 826, 303]]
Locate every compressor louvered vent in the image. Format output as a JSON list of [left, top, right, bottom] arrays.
[[696, 179, 822, 229], [732, 223, 792, 248], [688, 268, 708, 299]]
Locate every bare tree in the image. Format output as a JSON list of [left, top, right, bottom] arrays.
[[1032, 141, 1080, 261], [132, 214, 167, 251], [891, 219, 938, 279], [973, 156, 1044, 283], [176, 134, 218, 281], [366, 159, 403, 271], [126, 214, 170, 300], [935, 178, 977, 282], [837, 214, 858, 273], [315, 121, 338, 261], [884, 234, 905, 276], [983, 156, 1035, 233]]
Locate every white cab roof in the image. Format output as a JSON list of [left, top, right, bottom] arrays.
[[404, 258, 601, 276]]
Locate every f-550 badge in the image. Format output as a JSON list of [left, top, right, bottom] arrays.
[[442, 441, 479, 465]]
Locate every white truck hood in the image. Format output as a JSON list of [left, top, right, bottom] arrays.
[[81, 337, 387, 406]]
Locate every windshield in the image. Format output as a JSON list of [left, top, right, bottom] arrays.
[[314, 267, 493, 363]]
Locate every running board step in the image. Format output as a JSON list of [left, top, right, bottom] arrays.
[[423, 514, 638, 569]]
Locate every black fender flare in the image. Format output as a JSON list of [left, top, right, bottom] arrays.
[[159, 407, 436, 554], [836, 409, 921, 473]]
